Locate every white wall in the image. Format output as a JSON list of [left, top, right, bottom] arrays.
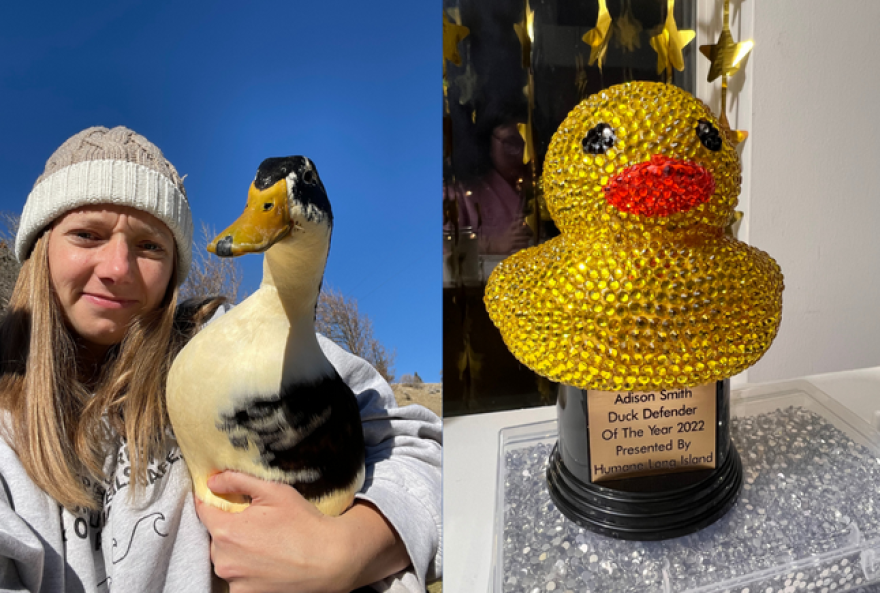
[[699, 0, 880, 383]]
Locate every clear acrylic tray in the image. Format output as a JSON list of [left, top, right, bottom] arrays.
[[493, 380, 880, 593]]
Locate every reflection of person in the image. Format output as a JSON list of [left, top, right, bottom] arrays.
[[444, 110, 559, 414], [0, 126, 440, 592], [446, 117, 533, 256]]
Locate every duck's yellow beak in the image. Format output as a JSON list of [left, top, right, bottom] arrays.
[[209, 179, 292, 257]]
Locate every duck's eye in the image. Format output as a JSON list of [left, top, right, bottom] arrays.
[[302, 170, 316, 185], [696, 119, 723, 152], [582, 123, 616, 154], [263, 203, 273, 211]]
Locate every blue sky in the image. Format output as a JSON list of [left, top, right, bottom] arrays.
[[0, 1, 440, 381]]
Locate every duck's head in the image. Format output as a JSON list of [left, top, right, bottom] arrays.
[[544, 81, 740, 239], [209, 156, 332, 258]]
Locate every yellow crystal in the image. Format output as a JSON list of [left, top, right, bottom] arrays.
[[484, 82, 783, 391]]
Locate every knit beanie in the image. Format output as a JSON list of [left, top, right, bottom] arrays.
[[15, 126, 193, 285]]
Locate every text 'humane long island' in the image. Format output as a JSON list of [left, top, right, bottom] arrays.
[[586, 384, 717, 482]]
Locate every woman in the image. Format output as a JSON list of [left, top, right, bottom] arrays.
[[0, 126, 441, 592]]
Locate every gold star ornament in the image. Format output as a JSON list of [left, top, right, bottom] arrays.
[[517, 123, 533, 165], [699, 0, 754, 146], [513, 0, 535, 69], [649, 0, 695, 76], [719, 110, 749, 146], [614, 0, 642, 53], [582, 0, 612, 70], [700, 29, 753, 82], [443, 11, 470, 76]]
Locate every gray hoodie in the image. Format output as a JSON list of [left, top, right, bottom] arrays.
[[0, 334, 441, 592]]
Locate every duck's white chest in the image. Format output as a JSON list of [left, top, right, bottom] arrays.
[[167, 292, 332, 421]]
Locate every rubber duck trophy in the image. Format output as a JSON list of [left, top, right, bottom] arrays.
[[484, 80, 783, 539]]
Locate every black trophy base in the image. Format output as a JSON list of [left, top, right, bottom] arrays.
[[546, 443, 743, 541]]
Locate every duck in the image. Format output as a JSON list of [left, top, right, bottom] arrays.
[[484, 81, 783, 392], [166, 156, 365, 515]]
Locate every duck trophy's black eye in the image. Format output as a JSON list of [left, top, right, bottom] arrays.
[[582, 123, 616, 154], [302, 170, 316, 185], [696, 119, 723, 152]]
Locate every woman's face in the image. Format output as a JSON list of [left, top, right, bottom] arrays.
[[489, 122, 527, 184], [47, 204, 175, 358]]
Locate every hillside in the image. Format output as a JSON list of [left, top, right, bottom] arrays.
[[0, 242, 19, 309], [392, 383, 442, 417]]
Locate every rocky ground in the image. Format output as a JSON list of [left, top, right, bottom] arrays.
[[391, 383, 442, 417]]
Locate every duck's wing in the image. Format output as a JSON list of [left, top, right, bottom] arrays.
[[214, 372, 365, 500]]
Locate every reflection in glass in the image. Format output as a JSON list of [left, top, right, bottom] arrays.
[[442, 0, 695, 416]]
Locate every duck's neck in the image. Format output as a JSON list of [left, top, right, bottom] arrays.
[[261, 231, 330, 320]]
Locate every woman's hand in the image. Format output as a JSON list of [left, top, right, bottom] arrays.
[[194, 471, 410, 593]]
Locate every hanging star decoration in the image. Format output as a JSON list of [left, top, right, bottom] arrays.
[[718, 111, 748, 146], [455, 63, 478, 106], [514, 0, 537, 166], [513, 0, 535, 69], [517, 122, 533, 165], [582, 0, 612, 70], [443, 11, 470, 79], [457, 333, 484, 383], [614, 0, 642, 53], [575, 53, 589, 99], [725, 210, 744, 239], [699, 0, 753, 145], [649, 0, 695, 78], [700, 29, 753, 82]]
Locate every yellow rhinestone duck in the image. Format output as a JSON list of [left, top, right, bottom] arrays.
[[484, 81, 783, 391]]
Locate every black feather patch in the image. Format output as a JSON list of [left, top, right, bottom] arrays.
[[254, 156, 333, 226], [215, 373, 365, 499]]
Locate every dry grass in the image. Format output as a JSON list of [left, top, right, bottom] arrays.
[[391, 383, 441, 417]]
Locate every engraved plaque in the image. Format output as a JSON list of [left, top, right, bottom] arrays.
[[587, 383, 717, 482]]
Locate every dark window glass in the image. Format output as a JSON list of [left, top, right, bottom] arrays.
[[443, 0, 696, 416]]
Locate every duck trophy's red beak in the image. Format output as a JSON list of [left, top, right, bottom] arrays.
[[604, 154, 715, 218]]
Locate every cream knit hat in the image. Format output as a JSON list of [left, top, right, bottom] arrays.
[[15, 126, 193, 285]]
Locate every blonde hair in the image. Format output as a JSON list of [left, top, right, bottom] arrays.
[[0, 230, 221, 511]]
